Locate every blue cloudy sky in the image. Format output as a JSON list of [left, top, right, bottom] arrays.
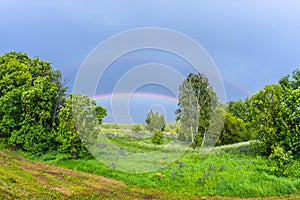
[[1, 1, 299, 122]]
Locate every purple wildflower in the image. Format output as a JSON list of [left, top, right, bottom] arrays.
[[111, 162, 116, 167], [119, 150, 127, 156], [198, 177, 204, 181], [162, 156, 168, 160], [220, 165, 224, 170], [96, 142, 107, 147], [172, 172, 177, 177], [204, 173, 210, 177], [239, 148, 244, 153], [210, 165, 215, 169]]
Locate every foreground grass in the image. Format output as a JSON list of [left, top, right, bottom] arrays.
[[0, 149, 174, 199], [22, 143, 300, 199]]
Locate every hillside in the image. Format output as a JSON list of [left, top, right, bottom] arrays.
[[1, 146, 299, 199], [0, 149, 168, 199]]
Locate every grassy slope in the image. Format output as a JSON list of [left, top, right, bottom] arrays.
[[0, 149, 171, 200], [1, 143, 300, 199], [45, 143, 300, 199]]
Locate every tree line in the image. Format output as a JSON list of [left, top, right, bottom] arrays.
[[0, 52, 106, 158], [176, 70, 300, 174]]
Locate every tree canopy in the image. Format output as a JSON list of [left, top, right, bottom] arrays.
[[0, 52, 106, 157], [145, 109, 166, 132], [0, 52, 65, 153], [176, 72, 218, 147]]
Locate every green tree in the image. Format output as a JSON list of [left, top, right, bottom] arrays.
[[95, 105, 107, 125], [0, 52, 65, 153], [57, 94, 106, 158], [249, 83, 300, 156], [227, 100, 248, 121], [176, 72, 218, 147], [145, 109, 166, 132], [217, 110, 246, 145]]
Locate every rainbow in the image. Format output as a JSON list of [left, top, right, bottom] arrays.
[[92, 92, 178, 103]]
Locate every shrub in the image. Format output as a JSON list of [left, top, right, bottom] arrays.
[[131, 124, 144, 133], [151, 129, 164, 145], [269, 145, 294, 176]]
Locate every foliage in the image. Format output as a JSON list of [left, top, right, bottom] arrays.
[[95, 105, 107, 125], [176, 73, 218, 147], [248, 83, 300, 156], [102, 123, 121, 130], [0, 52, 66, 154], [151, 129, 165, 145], [269, 145, 294, 176], [227, 100, 248, 121], [56, 94, 106, 158], [145, 109, 166, 132], [217, 110, 246, 146], [131, 124, 144, 133], [247, 69, 300, 173]]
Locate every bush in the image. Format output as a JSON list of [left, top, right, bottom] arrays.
[[151, 129, 164, 145], [269, 145, 294, 176], [131, 124, 144, 133]]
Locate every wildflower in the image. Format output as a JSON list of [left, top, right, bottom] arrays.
[[179, 162, 185, 167], [162, 156, 168, 160], [204, 173, 210, 177], [209, 165, 215, 169], [198, 177, 204, 181], [156, 173, 165, 178], [220, 165, 224, 170], [239, 148, 244, 153], [172, 172, 177, 177], [96, 142, 107, 147], [119, 150, 127, 156], [111, 162, 116, 167]]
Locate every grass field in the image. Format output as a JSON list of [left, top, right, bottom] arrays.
[[15, 141, 300, 199], [0, 149, 176, 199]]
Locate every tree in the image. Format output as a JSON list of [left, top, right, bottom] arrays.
[[217, 110, 246, 146], [56, 94, 106, 158], [227, 100, 248, 121], [176, 76, 199, 144], [279, 69, 300, 90], [0, 52, 66, 153], [95, 105, 107, 125], [176, 72, 218, 147], [145, 109, 166, 132], [248, 83, 300, 156]]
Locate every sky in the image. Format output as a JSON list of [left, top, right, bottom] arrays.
[[1, 0, 299, 123]]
